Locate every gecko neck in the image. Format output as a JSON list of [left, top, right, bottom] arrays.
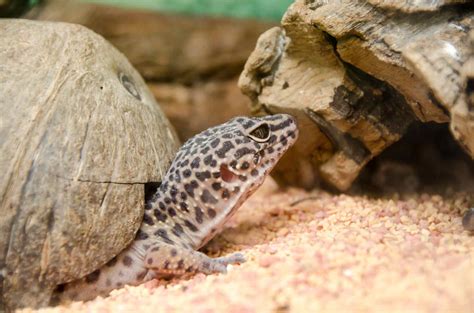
[[148, 179, 246, 250]]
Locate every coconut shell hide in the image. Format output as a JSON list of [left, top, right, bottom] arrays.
[[0, 19, 179, 311]]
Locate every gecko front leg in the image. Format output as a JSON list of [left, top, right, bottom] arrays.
[[145, 243, 245, 277]]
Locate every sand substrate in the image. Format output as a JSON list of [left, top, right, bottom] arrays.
[[22, 179, 473, 313]]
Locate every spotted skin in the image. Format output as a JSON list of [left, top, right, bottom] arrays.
[[57, 114, 298, 302]]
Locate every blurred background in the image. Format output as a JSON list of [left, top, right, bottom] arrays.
[[85, 0, 293, 20], [0, 0, 293, 20]]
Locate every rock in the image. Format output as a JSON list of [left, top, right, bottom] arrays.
[[239, 0, 474, 190]]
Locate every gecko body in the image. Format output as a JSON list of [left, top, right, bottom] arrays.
[[57, 114, 298, 302]]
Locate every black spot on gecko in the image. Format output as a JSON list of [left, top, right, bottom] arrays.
[[168, 207, 177, 216], [154, 209, 167, 222], [216, 141, 234, 158], [170, 248, 177, 257], [210, 138, 220, 148], [203, 154, 213, 165], [172, 223, 184, 237], [269, 135, 277, 144], [234, 147, 254, 159], [242, 120, 256, 129], [222, 189, 230, 199], [122, 256, 133, 267], [201, 146, 210, 155], [184, 220, 198, 232], [179, 202, 189, 212], [270, 118, 292, 131], [208, 208, 217, 218], [201, 189, 218, 204], [184, 183, 195, 197], [251, 169, 259, 177], [180, 192, 187, 201], [183, 169, 192, 178], [191, 157, 200, 169], [196, 171, 211, 182], [241, 161, 250, 170], [155, 229, 174, 244], [212, 182, 221, 191], [195, 207, 204, 224], [170, 186, 178, 198], [159, 202, 166, 211], [177, 259, 184, 269]]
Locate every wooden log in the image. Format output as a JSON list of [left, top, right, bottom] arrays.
[[239, 0, 474, 190]]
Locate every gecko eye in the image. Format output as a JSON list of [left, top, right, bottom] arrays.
[[248, 123, 270, 142]]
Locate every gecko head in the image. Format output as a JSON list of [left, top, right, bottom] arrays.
[[172, 113, 298, 209], [160, 114, 298, 248], [216, 114, 299, 191]]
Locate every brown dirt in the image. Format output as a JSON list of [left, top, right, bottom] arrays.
[[21, 179, 473, 313]]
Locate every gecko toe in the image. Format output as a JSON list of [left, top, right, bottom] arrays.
[[216, 252, 246, 265]]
